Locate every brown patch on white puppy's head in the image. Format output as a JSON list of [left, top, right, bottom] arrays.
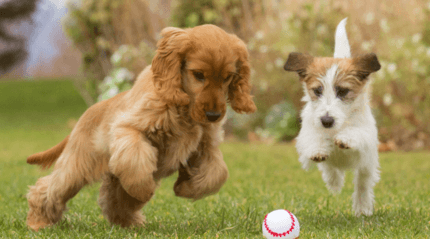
[[334, 53, 381, 101], [284, 52, 381, 102]]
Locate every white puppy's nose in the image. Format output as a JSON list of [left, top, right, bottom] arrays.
[[320, 114, 335, 128]]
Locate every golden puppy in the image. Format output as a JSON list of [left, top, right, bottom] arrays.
[[26, 24, 256, 231]]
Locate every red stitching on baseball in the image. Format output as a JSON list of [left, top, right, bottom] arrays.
[[264, 209, 296, 238]]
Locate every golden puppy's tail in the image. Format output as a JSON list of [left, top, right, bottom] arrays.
[[27, 135, 70, 169]]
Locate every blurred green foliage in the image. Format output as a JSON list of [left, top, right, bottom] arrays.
[[172, 0, 262, 39], [372, 31, 430, 150], [62, 0, 430, 149], [63, 0, 155, 105], [98, 43, 154, 102], [63, 0, 124, 104], [262, 101, 300, 141], [172, 0, 242, 27]]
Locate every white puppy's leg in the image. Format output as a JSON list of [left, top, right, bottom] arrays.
[[334, 126, 380, 216], [317, 163, 345, 194], [352, 157, 380, 216], [296, 123, 331, 170]]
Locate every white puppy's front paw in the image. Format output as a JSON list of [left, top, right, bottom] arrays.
[[310, 153, 328, 163], [334, 139, 351, 149], [334, 134, 357, 150], [353, 203, 373, 217]]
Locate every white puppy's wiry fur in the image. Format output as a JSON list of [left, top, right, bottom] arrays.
[[284, 18, 381, 216]]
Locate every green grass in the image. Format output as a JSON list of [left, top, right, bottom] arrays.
[[0, 79, 429, 238]]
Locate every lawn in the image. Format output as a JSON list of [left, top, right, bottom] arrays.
[[0, 79, 429, 238]]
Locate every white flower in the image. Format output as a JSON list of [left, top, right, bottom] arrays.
[[411, 59, 419, 70], [361, 41, 373, 51], [417, 45, 426, 54], [259, 80, 268, 92], [255, 30, 265, 40], [387, 63, 397, 74], [316, 24, 328, 36], [103, 76, 113, 85], [364, 12, 375, 25], [275, 58, 284, 68], [394, 38, 405, 48], [412, 33, 422, 44], [404, 49, 412, 58], [256, 127, 271, 140], [379, 18, 389, 33], [107, 87, 119, 98], [259, 45, 268, 53], [111, 52, 122, 66], [376, 68, 385, 79], [266, 62, 274, 72], [383, 93, 393, 106], [115, 68, 134, 81]]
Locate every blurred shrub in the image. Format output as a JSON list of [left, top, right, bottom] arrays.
[[260, 101, 299, 141], [98, 43, 155, 102], [98, 67, 133, 101], [63, 0, 430, 149], [63, 0, 159, 105], [172, 0, 263, 40], [372, 31, 430, 150]]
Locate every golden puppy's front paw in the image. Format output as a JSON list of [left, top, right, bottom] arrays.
[[173, 180, 196, 199], [231, 97, 257, 114]]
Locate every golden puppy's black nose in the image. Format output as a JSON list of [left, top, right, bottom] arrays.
[[205, 111, 221, 122]]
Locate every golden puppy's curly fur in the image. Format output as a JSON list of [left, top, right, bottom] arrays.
[[26, 24, 256, 231]]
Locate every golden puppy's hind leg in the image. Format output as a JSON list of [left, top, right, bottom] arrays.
[[27, 135, 95, 231]]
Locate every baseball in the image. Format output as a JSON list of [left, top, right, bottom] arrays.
[[262, 209, 300, 239]]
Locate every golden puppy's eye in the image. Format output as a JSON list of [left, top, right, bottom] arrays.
[[193, 72, 205, 82], [224, 75, 233, 83]]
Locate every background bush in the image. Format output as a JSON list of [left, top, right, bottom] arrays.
[[64, 0, 430, 150]]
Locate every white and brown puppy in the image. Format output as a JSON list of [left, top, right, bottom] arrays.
[[284, 19, 381, 216]]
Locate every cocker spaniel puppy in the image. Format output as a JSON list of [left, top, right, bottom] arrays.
[[26, 24, 256, 231]]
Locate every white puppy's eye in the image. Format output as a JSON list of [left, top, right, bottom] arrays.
[[193, 72, 205, 82], [336, 86, 350, 98], [313, 86, 323, 97]]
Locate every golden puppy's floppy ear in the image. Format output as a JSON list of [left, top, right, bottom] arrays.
[[228, 39, 257, 114], [152, 27, 191, 105]]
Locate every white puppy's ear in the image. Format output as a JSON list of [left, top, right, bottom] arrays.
[[334, 18, 351, 58], [284, 52, 314, 78], [352, 53, 381, 80]]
